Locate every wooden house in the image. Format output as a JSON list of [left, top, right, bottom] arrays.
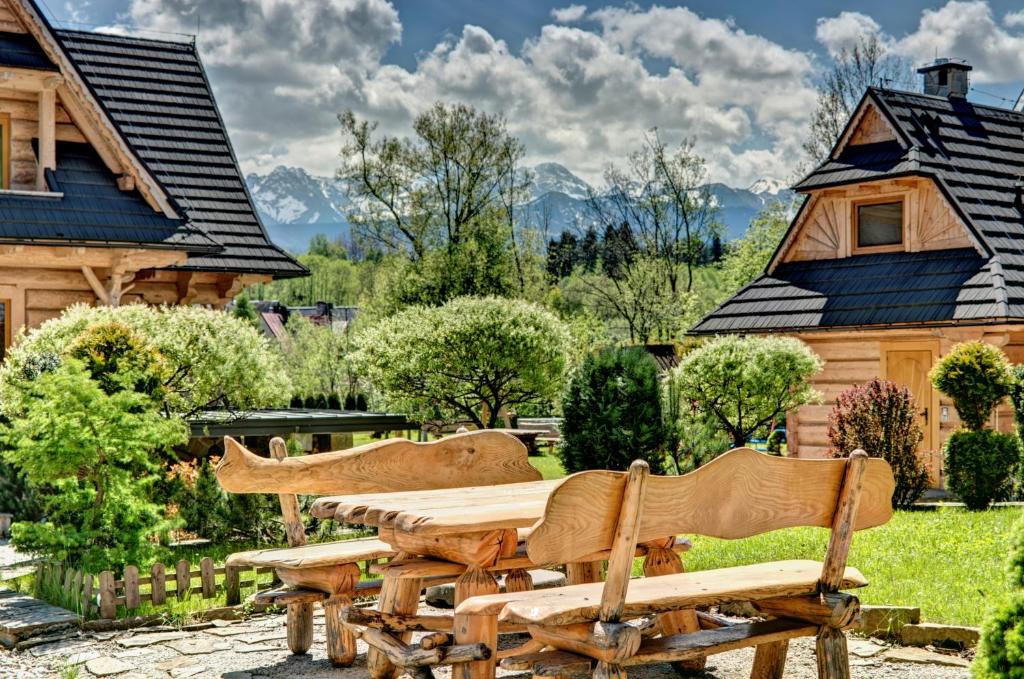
[[0, 0, 305, 360], [693, 59, 1024, 483]]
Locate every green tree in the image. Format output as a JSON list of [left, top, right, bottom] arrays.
[[719, 201, 791, 293], [672, 335, 823, 449], [559, 347, 666, 474], [280, 315, 351, 402], [0, 304, 290, 418], [231, 293, 260, 328], [250, 253, 360, 306], [0, 327, 187, 571], [352, 296, 570, 428], [930, 341, 1013, 432]]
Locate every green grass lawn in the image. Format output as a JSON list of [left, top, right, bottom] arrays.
[[672, 506, 1020, 627], [529, 453, 566, 480]]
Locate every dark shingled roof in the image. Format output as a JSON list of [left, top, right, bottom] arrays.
[[51, 28, 305, 278], [0, 141, 217, 249], [695, 87, 1024, 334]]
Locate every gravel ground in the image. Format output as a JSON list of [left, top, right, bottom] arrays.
[[0, 606, 972, 679]]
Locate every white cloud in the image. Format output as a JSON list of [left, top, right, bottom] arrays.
[[815, 12, 883, 58], [1006, 9, 1024, 28], [115, 0, 818, 187], [550, 4, 587, 23]]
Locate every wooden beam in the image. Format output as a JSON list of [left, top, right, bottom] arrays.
[[35, 76, 59, 191], [81, 265, 109, 305]]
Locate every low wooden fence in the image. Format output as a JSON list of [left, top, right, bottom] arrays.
[[37, 560, 277, 619]]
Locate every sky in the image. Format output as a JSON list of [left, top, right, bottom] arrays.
[[36, 0, 1024, 188]]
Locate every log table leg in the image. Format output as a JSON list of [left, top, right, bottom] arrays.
[[368, 555, 423, 679], [566, 561, 602, 585], [751, 640, 789, 679], [504, 568, 533, 593], [453, 566, 500, 679], [643, 546, 705, 675], [286, 602, 314, 655]]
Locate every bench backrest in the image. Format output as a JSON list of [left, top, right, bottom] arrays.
[[526, 447, 894, 565], [216, 429, 542, 496]]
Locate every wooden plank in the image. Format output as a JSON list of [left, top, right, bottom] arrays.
[[123, 566, 140, 610], [175, 560, 190, 601], [270, 436, 306, 548], [81, 574, 93, 617], [218, 430, 540, 496], [625, 619, 816, 665], [150, 564, 166, 606], [224, 565, 240, 606], [99, 571, 115, 619], [199, 558, 215, 599], [820, 451, 868, 592], [457, 560, 868, 625], [599, 460, 648, 622], [226, 538, 395, 570], [526, 448, 894, 565]]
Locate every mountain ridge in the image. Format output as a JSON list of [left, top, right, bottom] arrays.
[[245, 163, 795, 253]]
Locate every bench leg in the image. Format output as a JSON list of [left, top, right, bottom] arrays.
[[453, 566, 500, 679], [815, 626, 850, 679], [751, 639, 789, 679], [566, 561, 602, 585], [643, 547, 705, 675], [325, 596, 357, 667], [368, 569, 424, 679], [594, 660, 626, 679], [286, 602, 314, 655]]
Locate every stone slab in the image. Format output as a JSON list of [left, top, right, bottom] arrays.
[[0, 590, 80, 646], [857, 605, 921, 638], [115, 631, 190, 648], [900, 622, 980, 649], [883, 646, 969, 667], [169, 667, 206, 678], [233, 643, 283, 653], [155, 656, 200, 671], [425, 568, 566, 608], [203, 625, 261, 637], [848, 638, 887, 658], [28, 638, 93, 657], [164, 638, 232, 655], [85, 656, 134, 676]]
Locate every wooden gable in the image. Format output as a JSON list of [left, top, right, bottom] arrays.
[[846, 105, 896, 147], [777, 178, 978, 265]]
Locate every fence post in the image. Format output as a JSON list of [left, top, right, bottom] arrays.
[[99, 571, 116, 619], [123, 565, 140, 611], [176, 560, 190, 600], [150, 563, 166, 606], [81, 573, 93, 618], [225, 565, 240, 606], [71, 571, 82, 609], [200, 557, 215, 599]]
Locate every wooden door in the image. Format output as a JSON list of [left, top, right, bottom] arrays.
[[885, 349, 934, 451]]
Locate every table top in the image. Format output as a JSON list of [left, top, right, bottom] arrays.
[[310, 479, 561, 536]]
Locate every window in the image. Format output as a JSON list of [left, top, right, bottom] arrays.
[[856, 201, 903, 248]]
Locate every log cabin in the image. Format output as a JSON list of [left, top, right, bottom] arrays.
[[693, 59, 1024, 485], [0, 0, 305, 360]]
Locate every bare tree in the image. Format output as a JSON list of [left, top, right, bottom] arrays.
[[338, 103, 526, 260], [804, 34, 915, 163]]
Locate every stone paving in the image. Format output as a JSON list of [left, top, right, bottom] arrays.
[[0, 603, 974, 679]]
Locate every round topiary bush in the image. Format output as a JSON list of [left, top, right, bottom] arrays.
[[930, 341, 1013, 432], [559, 346, 665, 474], [944, 429, 1021, 510], [974, 595, 1024, 678]]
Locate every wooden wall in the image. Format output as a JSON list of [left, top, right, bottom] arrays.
[[790, 326, 1020, 488], [0, 88, 83, 191]]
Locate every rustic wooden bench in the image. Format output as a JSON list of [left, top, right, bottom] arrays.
[[451, 447, 895, 679], [216, 430, 542, 667]]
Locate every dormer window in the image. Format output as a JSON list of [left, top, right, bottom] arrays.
[[855, 200, 904, 250]]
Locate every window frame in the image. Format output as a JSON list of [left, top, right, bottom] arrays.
[[852, 196, 906, 254]]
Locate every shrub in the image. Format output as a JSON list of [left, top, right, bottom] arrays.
[[766, 430, 783, 456], [975, 513, 1024, 678], [0, 304, 290, 418], [944, 430, 1020, 510], [353, 296, 570, 428], [559, 347, 665, 474], [1010, 364, 1024, 441], [171, 457, 281, 544], [827, 379, 930, 509], [0, 333, 187, 571], [930, 341, 1013, 432], [672, 335, 822, 449]]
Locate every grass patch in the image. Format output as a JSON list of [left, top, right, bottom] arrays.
[[530, 453, 565, 480], [671, 505, 1020, 627]]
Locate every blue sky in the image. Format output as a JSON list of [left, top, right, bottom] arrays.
[[39, 1, 1024, 187]]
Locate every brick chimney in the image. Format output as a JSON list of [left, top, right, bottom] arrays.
[[917, 59, 971, 98]]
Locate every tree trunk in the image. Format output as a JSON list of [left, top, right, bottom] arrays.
[[732, 430, 746, 449]]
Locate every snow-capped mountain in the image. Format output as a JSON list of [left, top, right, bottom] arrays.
[[246, 162, 795, 252]]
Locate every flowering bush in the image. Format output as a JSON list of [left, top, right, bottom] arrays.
[[827, 379, 930, 509]]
